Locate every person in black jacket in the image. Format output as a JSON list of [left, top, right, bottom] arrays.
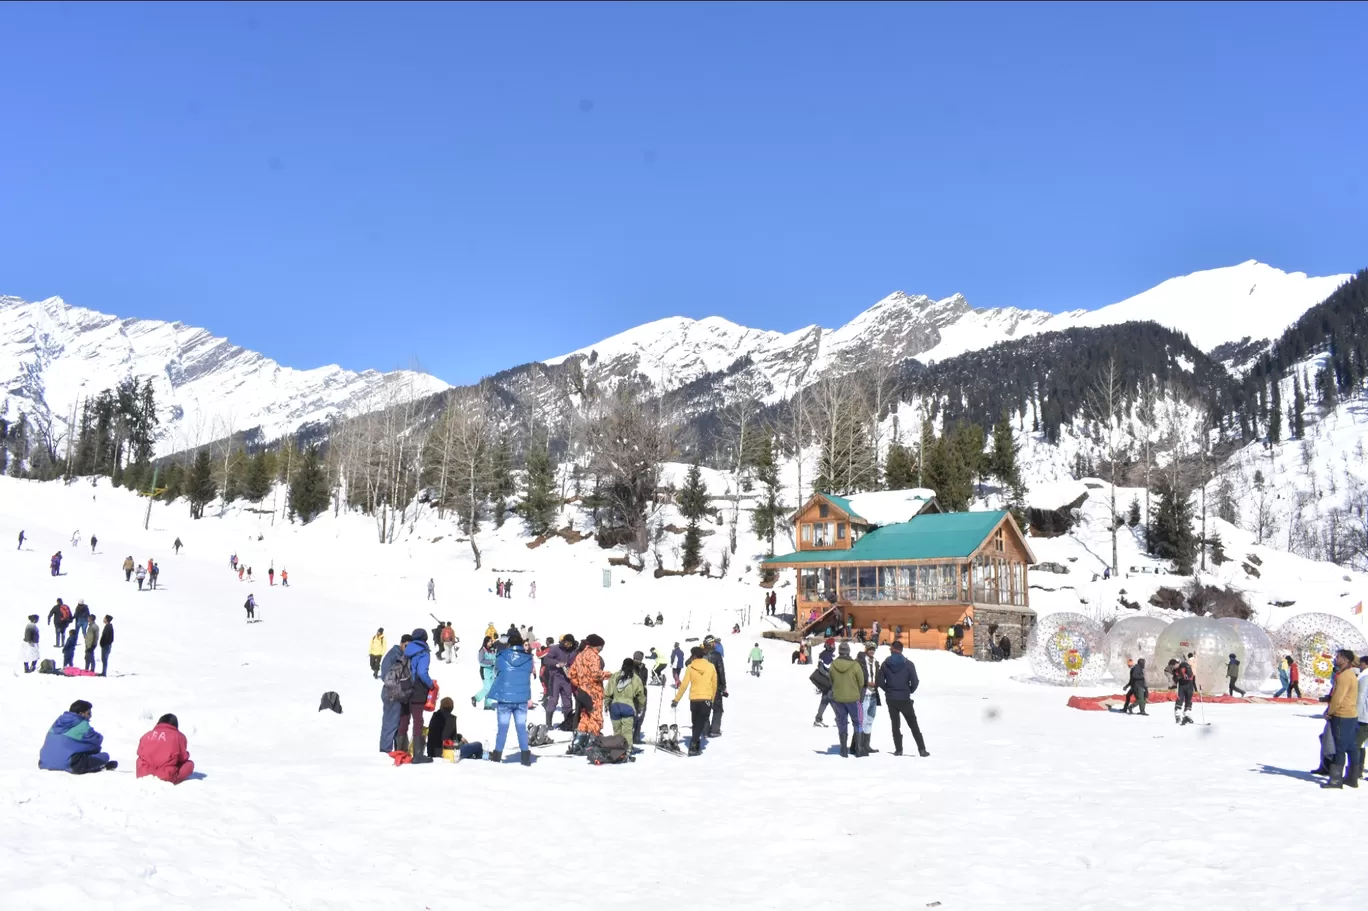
[[704, 635, 727, 737], [876, 642, 929, 757], [98, 615, 114, 676], [1123, 659, 1149, 715], [813, 637, 836, 727], [1173, 653, 1196, 725]]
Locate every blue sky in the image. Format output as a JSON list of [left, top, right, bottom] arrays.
[[1, 2, 1364, 384]]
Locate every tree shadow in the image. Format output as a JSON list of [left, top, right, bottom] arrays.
[[1252, 764, 1321, 784]]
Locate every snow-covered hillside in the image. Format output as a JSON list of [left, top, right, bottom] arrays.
[[2, 461, 1363, 910], [0, 295, 449, 455], [546, 261, 1350, 399]]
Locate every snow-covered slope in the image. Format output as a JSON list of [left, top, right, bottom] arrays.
[[546, 261, 1350, 399], [0, 296, 449, 454]]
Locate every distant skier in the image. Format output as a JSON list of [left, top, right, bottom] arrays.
[[1226, 654, 1246, 697], [648, 647, 667, 685], [281, 568, 288, 587], [427, 578, 436, 601], [268, 567, 275, 586], [123, 556, 135, 581], [238, 565, 245, 582], [369, 628, 386, 678], [529, 581, 536, 599], [440, 623, 458, 664], [749, 643, 764, 677], [173, 537, 183, 555], [505, 579, 513, 599], [50, 551, 62, 576], [230, 553, 237, 571], [136, 564, 147, 590], [149, 562, 160, 590], [17, 530, 24, 550], [1173, 653, 1197, 725], [244, 594, 256, 621], [90, 534, 97, 554], [246, 567, 253, 582]]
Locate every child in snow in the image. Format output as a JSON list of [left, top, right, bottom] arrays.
[[39, 700, 116, 774], [136, 714, 195, 784], [749, 643, 764, 676], [62, 628, 78, 668]]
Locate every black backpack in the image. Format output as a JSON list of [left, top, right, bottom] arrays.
[[809, 664, 832, 693], [318, 691, 343, 714], [382, 651, 415, 703], [586, 734, 631, 765]]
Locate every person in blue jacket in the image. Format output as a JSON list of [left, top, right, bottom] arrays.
[[670, 642, 685, 687], [378, 633, 411, 753], [486, 631, 535, 766], [61, 628, 79, 668], [876, 641, 930, 757], [39, 700, 117, 774], [398, 629, 435, 764]]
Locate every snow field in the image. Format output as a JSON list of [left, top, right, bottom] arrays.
[[0, 477, 1357, 910]]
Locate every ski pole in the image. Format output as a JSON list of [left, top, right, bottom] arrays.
[[652, 679, 665, 744]]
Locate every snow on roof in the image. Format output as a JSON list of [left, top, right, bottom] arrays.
[[843, 489, 937, 527], [1025, 480, 1089, 512]]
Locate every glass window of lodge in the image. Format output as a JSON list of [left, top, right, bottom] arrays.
[[837, 523, 846, 540], [818, 503, 829, 518]]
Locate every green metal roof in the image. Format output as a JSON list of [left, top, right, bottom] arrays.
[[819, 492, 863, 521], [763, 510, 1008, 566]]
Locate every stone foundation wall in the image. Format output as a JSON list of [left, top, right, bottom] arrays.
[[972, 607, 1037, 662]]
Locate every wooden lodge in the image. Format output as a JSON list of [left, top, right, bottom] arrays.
[[761, 491, 1037, 660]]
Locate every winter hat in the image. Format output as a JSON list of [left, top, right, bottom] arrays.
[[1229, 653, 1237, 660], [584, 634, 605, 649], [838, 642, 851, 658], [507, 630, 524, 647], [824, 637, 835, 649], [411, 628, 429, 642], [158, 713, 179, 728], [864, 642, 876, 651], [70, 700, 93, 715], [703, 634, 716, 645]]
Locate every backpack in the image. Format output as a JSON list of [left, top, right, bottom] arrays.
[[58, 604, 72, 623], [809, 664, 832, 693], [383, 651, 416, 703], [318, 691, 343, 714], [38, 659, 58, 674], [585, 734, 631, 765]]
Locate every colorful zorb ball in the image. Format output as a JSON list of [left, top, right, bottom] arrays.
[[1153, 617, 1243, 695], [1218, 618, 1277, 691], [1275, 613, 1368, 697], [1027, 612, 1107, 685], [1106, 616, 1170, 688]]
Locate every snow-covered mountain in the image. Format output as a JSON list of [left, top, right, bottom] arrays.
[[546, 261, 1351, 399], [0, 295, 449, 456]]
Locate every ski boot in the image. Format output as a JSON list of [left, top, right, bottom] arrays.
[[520, 750, 532, 767], [918, 748, 931, 757], [839, 734, 849, 758], [490, 750, 502, 763]]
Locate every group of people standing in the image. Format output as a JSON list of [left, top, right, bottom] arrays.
[[25, 602, 114, 676], [229, 554, 286, 586], [494, 577, 531, 598], [809, 637, 930, 759]]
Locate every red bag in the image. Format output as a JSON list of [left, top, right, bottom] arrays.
[[389, 751, 412, 766], [424, 683, 439, 712]]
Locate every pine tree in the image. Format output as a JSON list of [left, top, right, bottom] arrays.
[[883, 441, 918, 489], [749, 432, 785, 555], [1150, 476, 1197, 574], [988, 414, 1019, 489], [1292, 375, 1306, 440], [517, 434, 559, 536], [242, 450, 274, 504], [923, 434, 973, 511], [489, 439, 514, 529], [1127, 496, 1141, 527], [288, 446, 331, 524], [679, 462, 709, 572], [1268, 380, 1282, 444], [186, 449, 217, 520]]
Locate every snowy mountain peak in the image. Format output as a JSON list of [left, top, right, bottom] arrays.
[[545, 261, 1352, 398], [0, 294, 449, 457]]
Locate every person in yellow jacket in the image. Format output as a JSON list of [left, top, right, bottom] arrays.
[[369, 628, 387, 679], [484, 622, 497, 642], [671, 646, 718, 756], [1322, 649, 1360, 789]]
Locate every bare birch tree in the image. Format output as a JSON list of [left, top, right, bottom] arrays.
[[1087, 358, 1123, 575]]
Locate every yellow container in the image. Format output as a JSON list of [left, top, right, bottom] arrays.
[[442, 748, 455, 762]]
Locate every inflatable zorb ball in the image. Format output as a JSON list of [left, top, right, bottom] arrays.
[[1276, 613, 1368, 697], [1027, 613, 1107, 685], [1219, 618, 1277, 691], [1153, 617, 1243, 695], [1106, 616, 1170, 688]]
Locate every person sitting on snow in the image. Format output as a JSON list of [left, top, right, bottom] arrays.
[[39, 700, 117, 774], [136, 714, 195, 784]]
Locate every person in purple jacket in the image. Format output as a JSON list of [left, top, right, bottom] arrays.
[[542, 634, 579, 730]]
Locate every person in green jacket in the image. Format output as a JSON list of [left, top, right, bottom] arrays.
[[82, 617, 100, 673], [829, 642, 865, 758], [605, 657, 646, 743], [748, 643, 764, 677]]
